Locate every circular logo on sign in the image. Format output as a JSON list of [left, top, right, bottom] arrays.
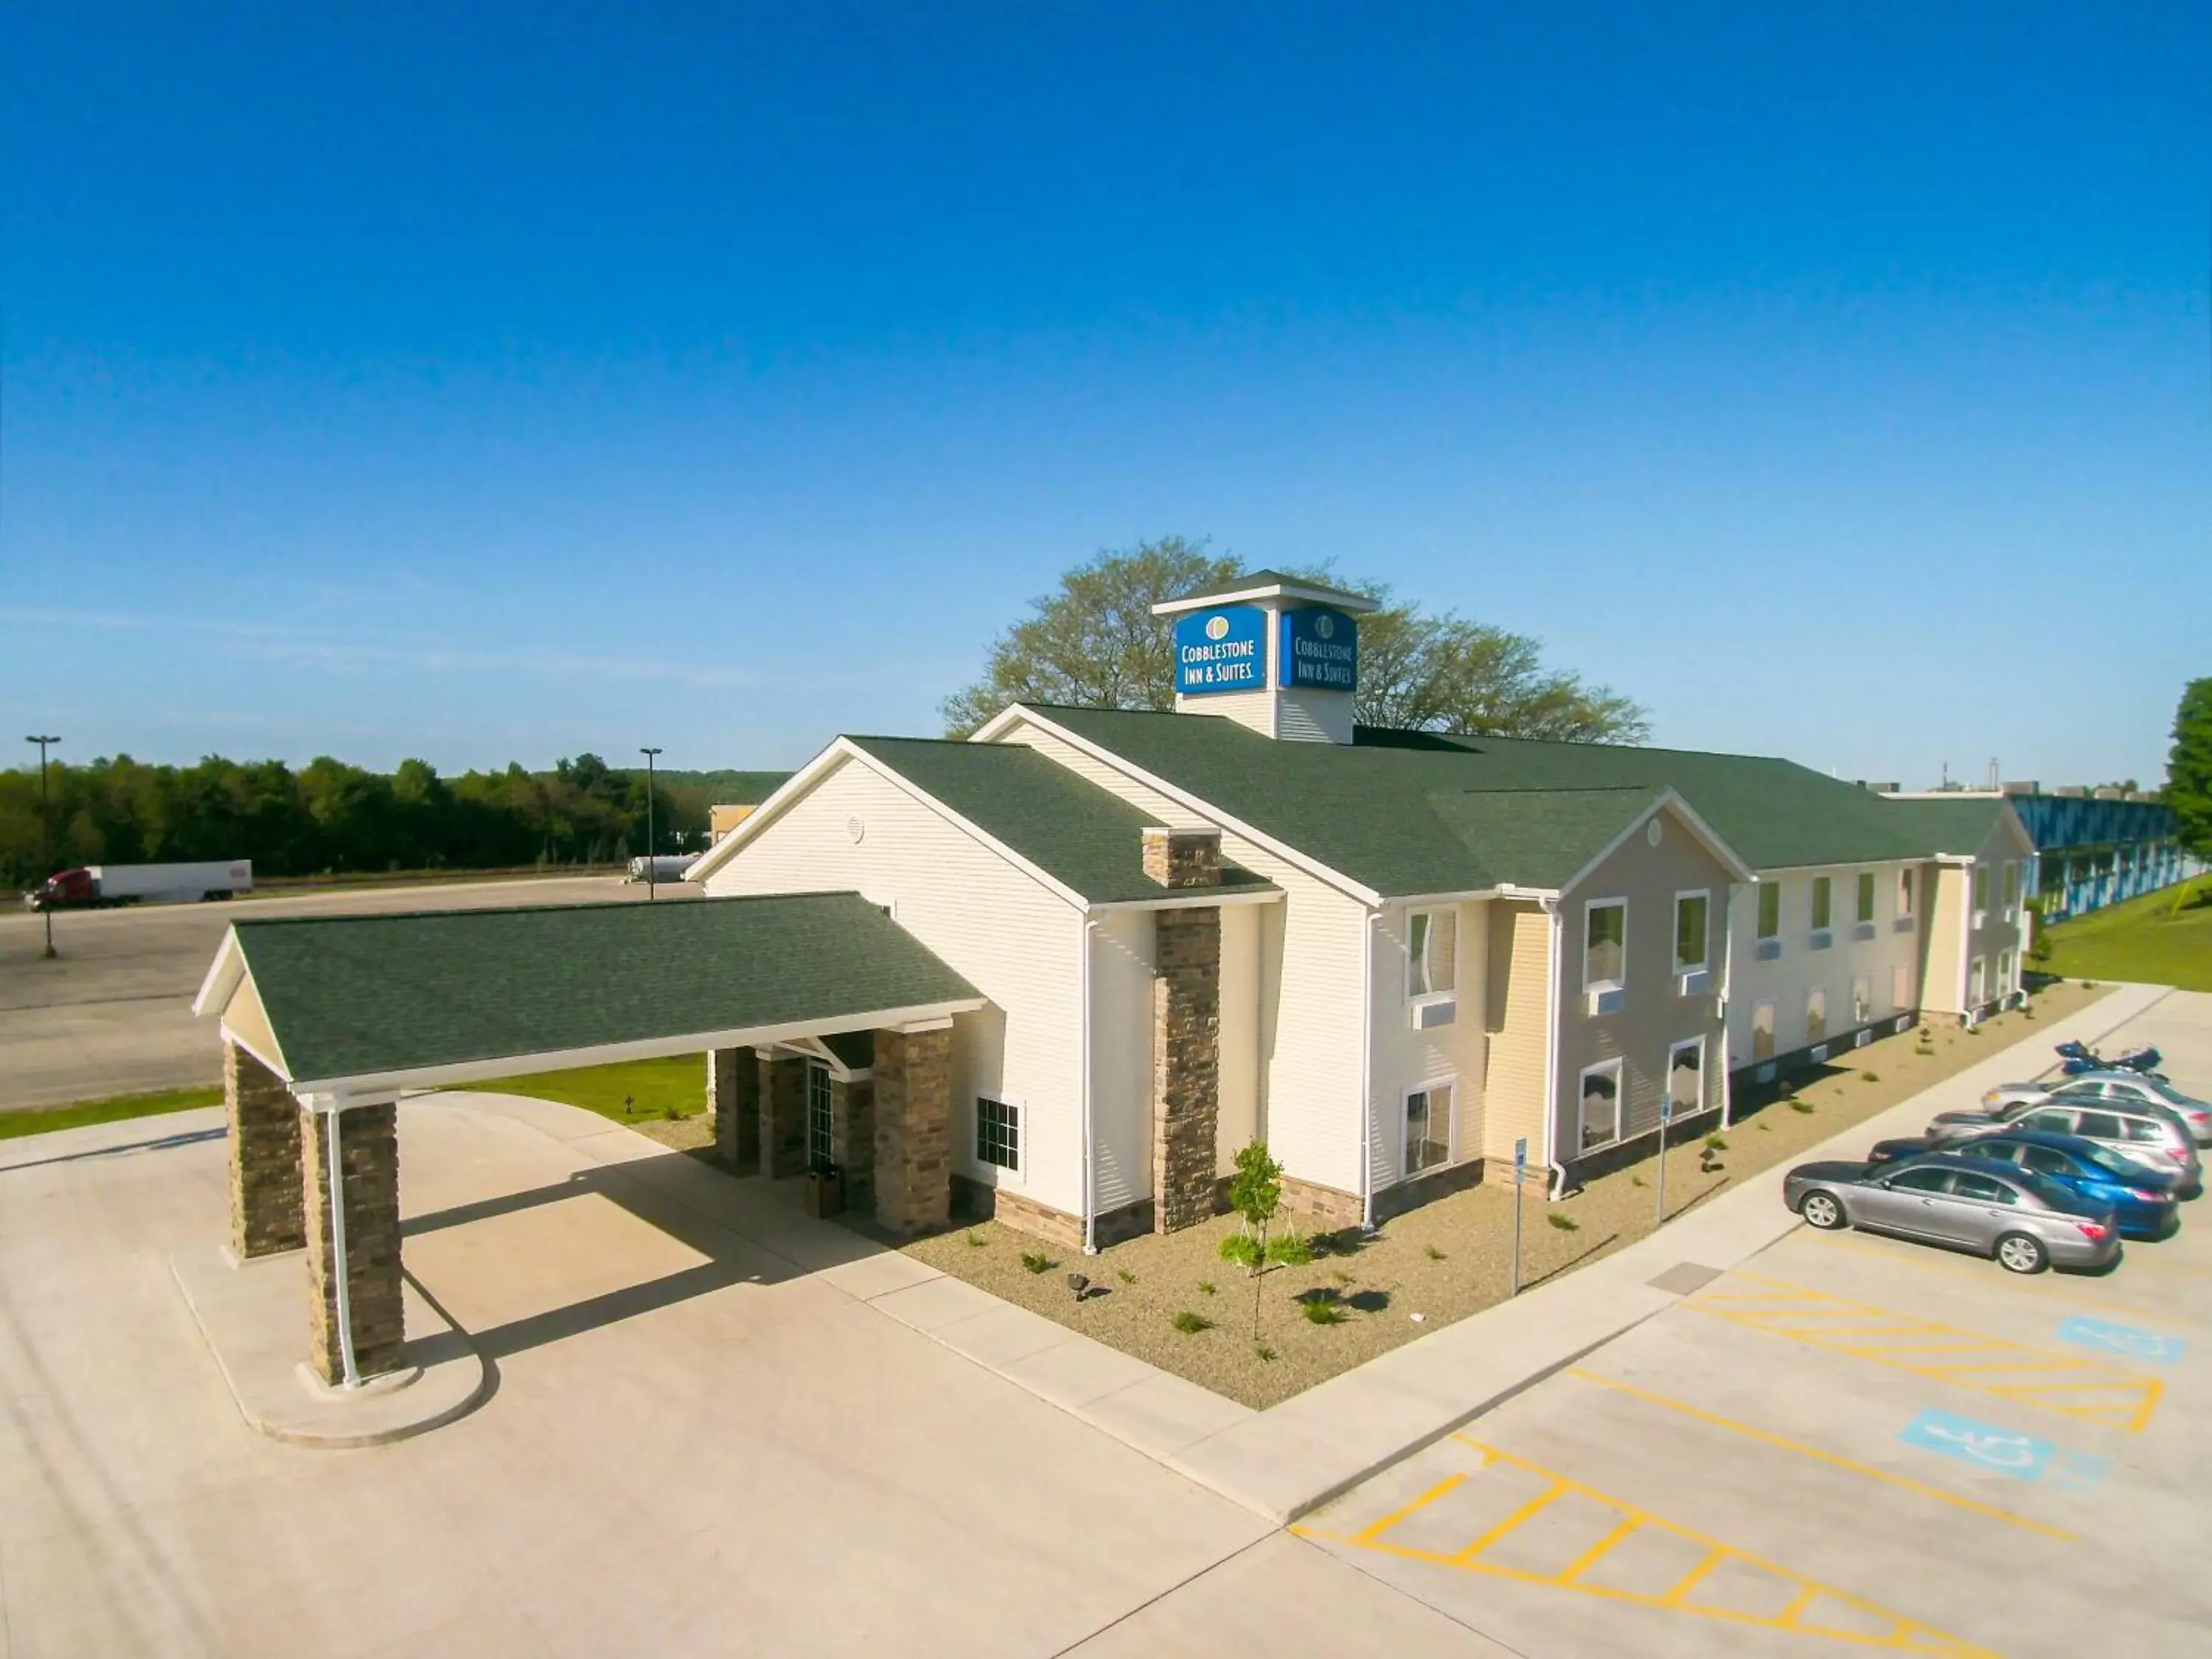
[[1205, 614, 1230, 641], [1315, 613, 1336, 640]]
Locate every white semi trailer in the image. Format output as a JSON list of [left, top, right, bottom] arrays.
[[25, 860, 254, 910]]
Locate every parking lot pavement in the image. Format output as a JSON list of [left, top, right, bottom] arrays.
[[1293, 995, 2212, 1659]]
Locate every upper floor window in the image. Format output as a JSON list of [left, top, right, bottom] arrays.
[[1406, 909, 1457, 999], [1897, 869, 1915, 917], [1756, 883, 1781, 941], [1585, 900, 1627, 991], [1855, 872, 1876, 924], [1673, 891, 1709, 973], [2003, 863, 2020, 907], [1972, 866, 1990, 909], [1810, 876, 1832, 931]]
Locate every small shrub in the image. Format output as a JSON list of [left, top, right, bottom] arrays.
[[1547, 1211, 1579, 1232], [1705, 1133, 1729, 1152], [664, 1103, 683, 1121], [1197, 1279, 1216, 1295], [1630, 1174, 1645, 1187], [1791, 1099, 1815, 1113], [1020, 1251, 1056, 1274], [1424, 1243, 1447, 1261], [1171, 1310, 1213, 1335], [1860, 1071, 1878, 1083], [1253, 1343, 1278, 1362], [1218, 1234, 1262, 1270], [1266, 1231, 1314, 1267], [1914, 1044, 1935, 1057], [1964, 1025, 1981, 1037], [1301, 1299, 1349, 1325], [1756, 1119, 1773, 1131], [964, 1230, 987, 1248], [1116, 1269, 1136, 1285]]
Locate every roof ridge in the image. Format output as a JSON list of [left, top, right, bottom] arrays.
[[229, 891, 862, 928]]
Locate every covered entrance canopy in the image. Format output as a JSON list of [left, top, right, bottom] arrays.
[[192, 892, 984, 1388]]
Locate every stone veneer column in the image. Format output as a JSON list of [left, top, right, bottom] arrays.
[[873, 1026, 951, 1235], [301, 1102, 406, 1384], [709, 1047, 762, 1172], [225, 1040, 305, 1259], [762, 1054, 810, 1178], [832, 1077, 875, 1211], [1146, 827, 1223, 1234]]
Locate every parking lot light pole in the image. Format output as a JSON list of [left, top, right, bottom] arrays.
[[24, 734, 60, 959], [639, 747, 662, 900]]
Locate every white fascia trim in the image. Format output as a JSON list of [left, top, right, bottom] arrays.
[[1557, 790, 1753, 897], [1540, 899, 1567, 1198], [287, 997, 988, 1098], [979, 706, 1383, 904], [1086, 887, 1284, 915], [1150, 580, 1382, 617], [192, 928, 246, 1017], [217, 1018, 288, 1083], [683, 740, 853, 883]]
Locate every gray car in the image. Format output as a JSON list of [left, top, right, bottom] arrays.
[[1977, 1073, 2212, 1147], [1784, 1152, 2123, 1273], [1927, 1096, 2203, 1192]]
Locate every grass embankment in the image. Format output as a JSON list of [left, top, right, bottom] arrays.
[[0, 1084, 223, 1141], [459, 1055, 712, 1152], [2038, 879, 2212, 992]]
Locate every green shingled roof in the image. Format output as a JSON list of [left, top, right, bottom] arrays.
[[1169, 569, 1377, 608], [844, 736, 1277, 903], [1023, 705, 2000, 895], [229, 893, 978, 1085]]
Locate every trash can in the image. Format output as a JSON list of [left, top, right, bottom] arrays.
[[804, 1163, 844, 1219]]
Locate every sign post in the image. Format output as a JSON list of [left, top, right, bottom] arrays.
[[1655, 1091, 1673, 1225], [1511, 1137, 1527, 1298]]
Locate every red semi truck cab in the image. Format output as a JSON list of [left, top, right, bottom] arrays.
[[30, 869, 99, 908]]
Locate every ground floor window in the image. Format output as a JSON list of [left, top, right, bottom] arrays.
[[1806, 988, 1827, 1046], [806, 1061, 833, 1167], [1997, 949, 2014, 991], [1578, 1060, 1622, 1152], [1969, 956, 1988, 1005], [1403, 1081, 1453, 1175], [1752, 1001, 1775, 1060], [1667, 1038, 1703, 1113], [975, 1095, 1020, 1172], [1851, 975, 1871, 1026], [1891, 963, 1912, 1011]]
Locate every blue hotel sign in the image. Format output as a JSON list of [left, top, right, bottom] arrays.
[[1174, 605, 1267, 695], [1280, 607, 1358, 690]]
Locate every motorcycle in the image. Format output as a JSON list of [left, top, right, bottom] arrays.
[[2055, 1038, 2166, 1079]]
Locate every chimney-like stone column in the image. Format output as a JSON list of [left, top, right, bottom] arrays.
[[1147, 828, 1223, 1233], [874, 1026, 952, 1234], [709, 1046, 761, 1172], [302, 1101, 406, 1384], [225, 1040, 305, 1259]]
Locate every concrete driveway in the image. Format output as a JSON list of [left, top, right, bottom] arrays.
[[0, 1086, 1475, 1658], [1295, 992, 2212, 1658]]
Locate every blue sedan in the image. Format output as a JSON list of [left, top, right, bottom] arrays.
[[1869, 1128, 2181, 1241]]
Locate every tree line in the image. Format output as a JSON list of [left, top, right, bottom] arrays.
[[0, 752, 714, 889]]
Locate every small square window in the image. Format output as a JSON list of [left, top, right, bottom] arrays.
[[1855, 872, 1875, 924], [1751, 1001, 1775, 1060], [1408, 908, 1457, 999], [1891, 963, 1912, 1010], [1810, 877, 1832, 931], [1667, 1039, 1702, 1113], [1851, 975, 1871, 1025], [1806, 987, 1827, 1045], [975, 1096, 1020, 1172], [2003, 863, 2020, 907], [1756, 883, 1781, 941], [1673, 891, 1708, 973], [1972, 866, 1990, 909], [1585, 900, 1627, 990], [1578, 1062, 1622, 1152], [1897, 869, 1914, 917], [1405, 1082, 1452, 1175]]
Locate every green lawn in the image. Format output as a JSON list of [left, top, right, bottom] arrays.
[[459, 1054, 708, 1127], [0, 1084, 224, 1141], [2038, 879, 2212, 992]]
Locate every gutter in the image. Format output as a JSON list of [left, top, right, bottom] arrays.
[[1360, 907, 1378, 1231], [1080, 918, 1098, 1256], [1540, 897, 1569, 1200]]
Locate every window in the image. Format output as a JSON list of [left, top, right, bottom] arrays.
[[1897, 869, 1915, 917], [1888, 1166, 1951, 1194], [1851, 975, 1871, 1025], [2020, 1107, 2075, 1134], [1997, 949, 2014, 990], [1752, 1001, 1775, 1060], [1806, 987, 1827, 1045], [1973, 865, 1990, 909], [975, 1096, 1020, 1172], [1407, 909, 1457, 999], [1950, 1172, 2016, 1205], [1891, 963, 1912, 1010], [1756, 883, 1781, 940], [1969, 956, 1987, 1005], [1673, 891, 1708, 973], [2073, 1111, 2125, 1141], [2015, 1144, 2076, 1178], [1856, 872, 1875, 924], [1585, 900, 1627, 991], [1810, 877, 1832, 931], [1404, 1082, 1453, 1175], [1578, 1061, 1622, 1152], [1668, 1038, 1703, 1113], [806, 1061, 834, 1167], [2118, 1116, 2168, 1146], [2003, 863, 2020, 907]]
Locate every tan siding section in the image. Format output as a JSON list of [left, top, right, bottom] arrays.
[[1482, 901, 1553, 1166], [1921, 864, 1968, 1015], [1088, 911, 1155, 1213], [701, 754, 1087, 1215]]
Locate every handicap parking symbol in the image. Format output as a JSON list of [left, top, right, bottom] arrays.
[[2056, 1316, 2186, 1366], [1899, 1409, 2109, 1491]]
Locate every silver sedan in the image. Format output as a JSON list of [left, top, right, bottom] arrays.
[[1979, 1073, 2212, 1146], [1784, 1152, 2122, 1274]]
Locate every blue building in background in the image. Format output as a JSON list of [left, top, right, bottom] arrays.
[[1885, 787, 2201, 921]]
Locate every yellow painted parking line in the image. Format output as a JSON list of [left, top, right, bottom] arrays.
[[1687, 1274, 2164, 1433], [1295, 1439, 2003, 1656], [1349, 1472, 1464, 1545], [1565, 1371, 2079, 1541]]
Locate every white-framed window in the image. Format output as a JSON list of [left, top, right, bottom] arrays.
[[1752, 1001, 1775, 1060], [1667, 1037, 1703, 1114], [1403, 1079, 1454, 1177], [1585, 899, 1627, 992], [1897, 868, 1915, 917], [1969, 957, 1988, 1006], [1851, 975, 1871, 1026], [1673, 890, 1710, 974], [1855, 872, 1876, 925], [975, 1094, 1020, 1172], [1891, 962, 1912, 1011], [2003, 863, 2020, 912], [1806, 987, 1827, 1045], [1577, 1059, 1623, 1153], [1756, 882, 1781, 941], [1810, 876, 1832, 932], [806, 1060, 834, 1167], [1998, 948, 2014, 991], [1406, 908, 1458, 1000]]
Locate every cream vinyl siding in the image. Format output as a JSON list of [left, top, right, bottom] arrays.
[[1088, 911, 1155, 1215], [1371, 898, 1489, 1185], [998, 714, 1371, 1195], [220, 973, 288, 1076], [1217, 902, 1263, 1175], [1921, 863, 1969, 1016], [1482, 900, 1553, 1166], [1175, 686, 1278, 738], [1723, 858, 1930, 1065], [1963, 818, 2033, 1004], [700, 753, 1087, 1216]]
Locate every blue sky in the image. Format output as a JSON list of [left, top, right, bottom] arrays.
[[4, 4, 2206, 787]]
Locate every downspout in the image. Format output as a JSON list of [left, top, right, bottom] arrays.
[[1080, 915, 1098, 1256], [1958, 866, 1975, 1022], [1359, 906, 1378, 1231], [1541, 898, 1569, 1200], [323, 1102, 361, 1389]]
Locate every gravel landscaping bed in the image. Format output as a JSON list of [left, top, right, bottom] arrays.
[[905, 979, 2113, 1409]]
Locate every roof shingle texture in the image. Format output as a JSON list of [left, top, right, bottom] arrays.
[[1023, 706, 2000, 895], [234, 892, 977, 1085]]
